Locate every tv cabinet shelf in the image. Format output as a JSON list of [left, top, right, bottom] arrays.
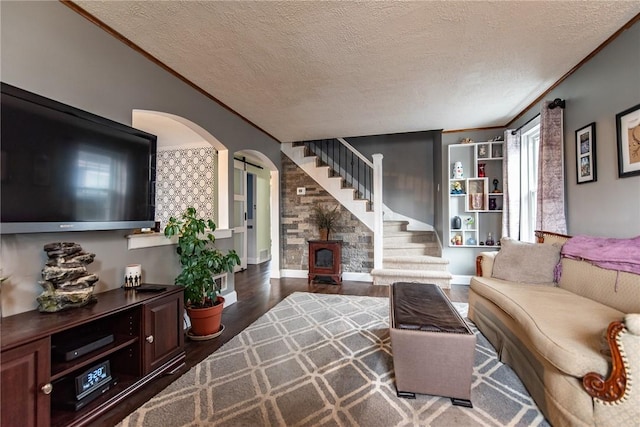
[[1, 285, 185, 427], [51, 335, 140, 381]]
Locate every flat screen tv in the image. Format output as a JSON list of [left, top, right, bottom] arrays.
[[1, 83, 157, 234]]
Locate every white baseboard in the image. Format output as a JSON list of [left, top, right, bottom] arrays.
[[280, 269, 307, 278], [280, 269, 372, 282], [344, 272, 373, 282], [220, 290, 237, 306], [451, 275, 472, 285], [248, 254, 271, 265]]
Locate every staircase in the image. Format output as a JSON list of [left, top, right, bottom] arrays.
[[282, 142, 375, 229], [282, 141, 452, 290], [371, 221, 452, 289]]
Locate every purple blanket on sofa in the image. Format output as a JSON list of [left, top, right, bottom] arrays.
[[561, 235, 640, 275]]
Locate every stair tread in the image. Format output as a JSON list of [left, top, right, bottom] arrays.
[[384, 255, 449, 264], [383, 231, 435, 236], [371, 268, 452, 278], [384, 242, 439, 248]]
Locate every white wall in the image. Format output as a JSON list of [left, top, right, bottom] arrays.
[[509, 21, 640, 238], [0, 2, 281, 316], [440, 21, 640, 277]]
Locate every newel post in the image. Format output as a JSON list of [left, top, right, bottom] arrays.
[[373, 154, 384, 270]]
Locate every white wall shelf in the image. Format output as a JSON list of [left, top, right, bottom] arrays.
[[126, 229, 233, 250], [448, 141, 503, 248]]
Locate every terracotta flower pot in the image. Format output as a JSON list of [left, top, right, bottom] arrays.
[[319, 228, 330, 241], [186, 296, 225, 337]]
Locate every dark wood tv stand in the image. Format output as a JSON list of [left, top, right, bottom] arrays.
[[0, 285, 185, 427]]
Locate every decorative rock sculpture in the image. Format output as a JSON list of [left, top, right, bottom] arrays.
[[37, 242, 99, 312]]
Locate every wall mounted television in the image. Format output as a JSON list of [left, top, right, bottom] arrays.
[[1, 82, 157, 234]]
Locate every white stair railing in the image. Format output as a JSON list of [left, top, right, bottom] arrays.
[[372, 153, 383, 269]]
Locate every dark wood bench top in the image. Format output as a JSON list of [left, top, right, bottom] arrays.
[[391, 282, 471, 334]]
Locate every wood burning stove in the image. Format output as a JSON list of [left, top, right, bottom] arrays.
[[308, 240, 342, 285]]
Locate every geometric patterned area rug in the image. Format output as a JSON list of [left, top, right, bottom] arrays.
[[118, 292, 550, 427]]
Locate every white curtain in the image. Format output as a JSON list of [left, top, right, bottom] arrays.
[[537, 101, 567, 234], [502, 129, 521, 239]]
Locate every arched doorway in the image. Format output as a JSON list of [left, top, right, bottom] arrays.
[[234, 150, 280, 277], [132, 110, 280, 278]]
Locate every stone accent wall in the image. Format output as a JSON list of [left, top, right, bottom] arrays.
[[281, 153, 373, 273]]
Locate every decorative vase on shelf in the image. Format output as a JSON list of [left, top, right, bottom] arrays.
[[486, 233, 495, 246], [478, 163, 486, 177], [452, 216, 462, 230]]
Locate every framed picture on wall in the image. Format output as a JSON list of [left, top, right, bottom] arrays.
[[575, 122, 596, 184], [616, 103, 640, 178]]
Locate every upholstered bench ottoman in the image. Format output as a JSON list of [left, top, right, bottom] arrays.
[[389, 282, 476, 407]]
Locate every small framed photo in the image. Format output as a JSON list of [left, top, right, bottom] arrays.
[[616, 103, 640, 178], [477, 143, 489, 159], [575, 122, 596, 184]]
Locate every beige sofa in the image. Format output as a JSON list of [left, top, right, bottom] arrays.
[[469, 231, 640, 427]]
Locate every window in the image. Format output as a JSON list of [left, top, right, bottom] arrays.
[[519, 122, 540, 242]]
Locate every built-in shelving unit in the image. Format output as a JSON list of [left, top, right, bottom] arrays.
[[448, 141, 504, 248]]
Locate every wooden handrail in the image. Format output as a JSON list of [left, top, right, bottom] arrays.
[[534, 230, 572, 243], [582, 321, 628, 402], [475, 255, 484, 277]]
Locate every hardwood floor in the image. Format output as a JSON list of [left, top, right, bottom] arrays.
[[94, 262, 469, 426]]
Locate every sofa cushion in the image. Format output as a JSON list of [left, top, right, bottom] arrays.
[[559, 258, 640, 313], [491, 237, 561, 284], [470, 276, 624, 377]]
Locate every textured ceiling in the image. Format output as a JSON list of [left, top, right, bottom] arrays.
[[73, 1, 639, 142]]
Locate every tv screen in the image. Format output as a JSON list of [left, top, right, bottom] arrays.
[[1, 83, 156, 234]]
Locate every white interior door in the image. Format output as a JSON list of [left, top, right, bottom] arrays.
[[233, 160, 248, 271], [246, 173, 257, 263]]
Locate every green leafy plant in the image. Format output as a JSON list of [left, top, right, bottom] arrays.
[[164, 207, 240, 308], [310, 203, 342, 238]]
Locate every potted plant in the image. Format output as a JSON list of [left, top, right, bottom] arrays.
[[310, 203, 342, 240], [164, 207, 240, 338]]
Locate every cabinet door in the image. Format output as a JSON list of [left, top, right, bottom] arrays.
[[143, 292, 184, 374], [1, 338, 50, 427]]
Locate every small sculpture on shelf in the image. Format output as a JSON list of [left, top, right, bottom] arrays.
[[452, 161, 464, 179], [493, 179, 501, 193], [451, 181, 464, 194], [460, 137, 474, 144], [37, 242, 99, 313], [450, 234, 463, 246], [466, 237, 477, 245]]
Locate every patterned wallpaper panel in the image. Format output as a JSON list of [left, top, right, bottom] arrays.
[[155, 146, 218, 228]]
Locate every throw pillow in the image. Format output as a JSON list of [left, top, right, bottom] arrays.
[[491, 237, 561, 284]]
